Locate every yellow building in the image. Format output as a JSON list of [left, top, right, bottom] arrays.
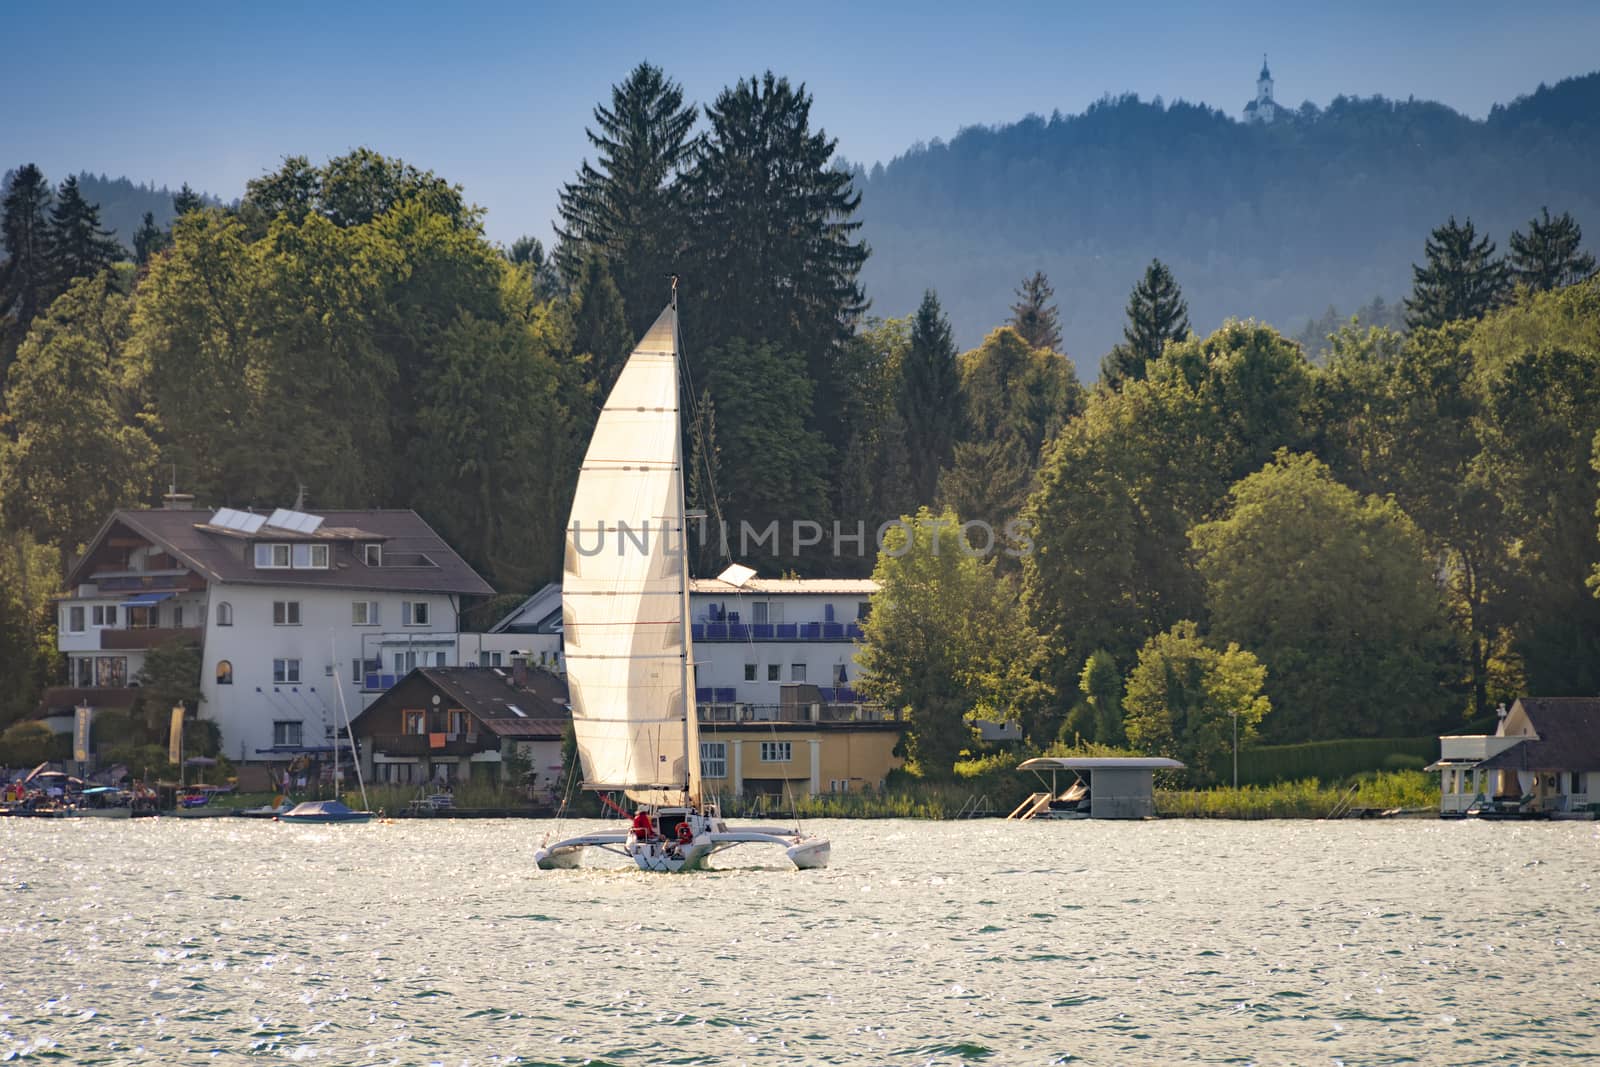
[[697, 703, 903, 801]]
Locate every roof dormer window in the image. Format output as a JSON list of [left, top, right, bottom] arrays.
[[292, 543, 329, 569], [255, 543, 291, 568], [364, 543, 382, 567]]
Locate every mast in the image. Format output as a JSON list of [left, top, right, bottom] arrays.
[[671, 277, 701, 806]]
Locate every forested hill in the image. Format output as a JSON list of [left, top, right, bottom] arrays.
[[853, 72, 1600, 378], [0, 171, 222, 251]]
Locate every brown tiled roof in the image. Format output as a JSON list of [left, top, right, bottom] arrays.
[[353, 666, 570, 740], [68, 509, 494, 596], [1478, 698, 1600, 771]]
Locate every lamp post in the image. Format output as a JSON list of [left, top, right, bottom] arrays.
[[1232, 708, 1239, 791]]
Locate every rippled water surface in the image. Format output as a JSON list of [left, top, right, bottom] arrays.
[[2, 817, 1598, 1065]]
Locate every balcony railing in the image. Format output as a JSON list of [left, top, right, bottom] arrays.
[[364, 732, 490, 757], [692, 621, 863, 642], [696, 702, 899, 725], [101, 627, 203, 651], [40, 686, 140, 711]]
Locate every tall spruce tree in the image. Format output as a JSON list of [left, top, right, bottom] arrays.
[[173, 183, 205, 216], [556, 62, 699, 339], [1509, 208, 1596, 292], [1009, 271, 1062, 351], [1102, 259, 1189, 388], [683, 70, 868, 438], [0, 164, 56, 344], [900, 290, 962, 504], [133, 211, 170, 265], [1404, 216, 1509, 329], [48, 175, 124, 287]]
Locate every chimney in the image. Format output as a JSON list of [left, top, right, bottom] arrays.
[[162, 492, 196, 510], [512, 663, 529, 688]]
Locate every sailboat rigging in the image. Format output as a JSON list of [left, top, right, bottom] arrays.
[[534, 297, 830, 872], [279, 634, 376, 824]]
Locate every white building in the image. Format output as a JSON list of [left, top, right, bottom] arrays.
[[52, 500, 493, 763], [488, 576, 879, 708], [1243, 55, 1283, 124]]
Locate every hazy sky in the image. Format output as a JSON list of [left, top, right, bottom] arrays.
[[6, 1, 1597, 246]]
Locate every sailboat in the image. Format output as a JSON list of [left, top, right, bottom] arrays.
[[280, 636, 376, 825], [533, 297, 830, 873]]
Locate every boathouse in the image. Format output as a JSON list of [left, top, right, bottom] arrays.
[[1428, 697, 1600, 816], [1009, 757, 1185, 819]]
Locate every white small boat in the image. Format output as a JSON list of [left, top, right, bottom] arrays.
[[534, 296, 829, 873]]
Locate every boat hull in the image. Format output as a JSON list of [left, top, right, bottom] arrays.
[[278, 812, 374, 824]]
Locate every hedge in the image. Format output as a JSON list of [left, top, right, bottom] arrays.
[[1235, 736, 1438, 786]]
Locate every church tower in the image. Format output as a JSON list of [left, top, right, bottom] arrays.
[[1246, 54, 1279, 124]]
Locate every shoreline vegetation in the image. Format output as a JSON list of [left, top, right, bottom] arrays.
[[156, 769, 1439, 822]]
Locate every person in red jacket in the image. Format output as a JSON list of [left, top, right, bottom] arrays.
[[630, 809, 655, 839]]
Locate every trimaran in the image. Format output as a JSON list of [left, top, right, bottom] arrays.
[[534, 292, 830, 872]]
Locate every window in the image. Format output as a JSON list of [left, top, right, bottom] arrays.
[[92, 605, 117, 627], [752, 602, 768, 624], [216, 660, 233, 685], [833, 663, 848, 685], [173, 605, 184, 628], [744, 663, 757, 681], [255, 543, 291, 568], [857, 601, 871, 621], [480, 651, 503, 667], [364, 543, 382, 566], [273, 720, 303, 747], [433, 651, 448, 667], [760, 741, 792, 763], [791, 663, 806, 682], [447, 709, 467, 734], [95, 657, 128, 687], [67, 606, 85, 633], [403, 601, 430, 626], [216, 601, 233, 627], [75, 658, 93, 687], [394, 650, 417, 674], [272, 658, 301, 684], [291, 543, 329, 569], [1573, 772, 1586, 795], [701, 742, 727, 779], [402, 709, 425, 735], [352, 601, 379, 625], [767, 664, 780, 681], [272, 601, 301, 626], [128, 605, 157, 629], [352, 657, 381, 683]]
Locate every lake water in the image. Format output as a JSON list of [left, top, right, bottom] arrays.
[[1, 817, 1597, 1065]]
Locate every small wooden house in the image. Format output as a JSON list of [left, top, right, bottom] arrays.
[[349, 666, 569, 792]]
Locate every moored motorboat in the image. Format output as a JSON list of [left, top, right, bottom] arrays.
[[278, 799, 375, 824]]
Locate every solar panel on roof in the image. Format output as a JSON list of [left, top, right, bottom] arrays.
[[266, 508, 325, 534], [209, 507, 265, 533]]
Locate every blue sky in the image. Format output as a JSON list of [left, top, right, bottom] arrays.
[[5, 1, 1597, 246]]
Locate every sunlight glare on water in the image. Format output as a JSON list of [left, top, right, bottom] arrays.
[[2, 817, 1598, 1064]]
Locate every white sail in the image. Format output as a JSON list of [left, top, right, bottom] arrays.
[[562, 306, 698, 805]]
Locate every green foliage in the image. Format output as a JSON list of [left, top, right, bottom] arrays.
[[48, 175, 125, 288], [1079, 649, 1124, 745], [1191, 451, 1458, 739], [1122, 620, 1271, 785], [243, 148, 469, 231], [133, 637, 203, 734], [0, 533, 62, 725], [1405, 216, 1509, 329], [1008, 271, 1062, 352], [858, 507, 1052, 773], [1, 164, 57, 357], [1103, 259, 1189, 387], [1509, 208, 1596, 292], [556, 62, 698, 339], [834, 316, 915, 534], [0, 720, 66, 766], [0, 275, 158, 553], [1234, 736, 1439, 786], [900, 291, 962, 505], [1156, 770, 1438, 818], [132, 211, 169, 265]]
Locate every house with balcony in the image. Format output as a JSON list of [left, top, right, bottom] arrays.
[[348, 665, 569, 790], [1429, 697, 1600, 816], [50, 499, 493, 763], [489, 575, 904, 798]]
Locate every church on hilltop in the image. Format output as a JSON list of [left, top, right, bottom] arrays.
[[1244, 55, 1285, 124]]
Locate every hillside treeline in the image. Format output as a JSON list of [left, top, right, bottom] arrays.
[[854, 72, 1600, 379], [1, 63, 1599, 771]]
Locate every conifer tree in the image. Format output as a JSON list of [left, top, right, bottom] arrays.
[[133, 211, 170, 265], [557, 62, 699, 339], [569, 251, 632, 398], [48, 175, 124, 287], [1008, 270, 1062, 351], [1508, 208, 1596, 292], [173, 183, 205, 216], [900, 290, 962, 504], [1102, 259, 1189, 387], [683, 71, 868, 425], [1404, 216, 1509, 329], [0, 164, 55, 342]]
